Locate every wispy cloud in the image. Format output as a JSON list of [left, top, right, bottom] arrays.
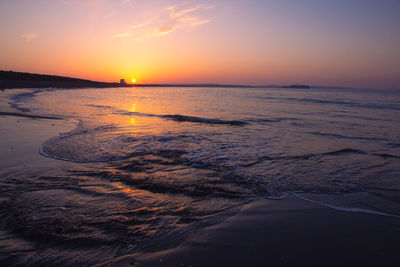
[[177, 15, 211, 27], [153, 4, 213, 36], [170, 6, 200, 18], [20, 33, 38, 41], [109, 2, 214, 41], [109, 32, 131, 39], [129, 20, 151, 29], [152, 4, 213, 37], [156, 26, 175, 35], [169, 4, 213, 18]]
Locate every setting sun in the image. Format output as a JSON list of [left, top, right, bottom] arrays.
[[131, 78, 136, 83]]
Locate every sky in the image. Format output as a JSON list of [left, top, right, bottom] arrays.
[[0, 0, 399, 89]]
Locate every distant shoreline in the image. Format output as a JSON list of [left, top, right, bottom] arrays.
[[0, 70, 121, 89], [0, 70, 265, 89], [1, 70, 356, 90]]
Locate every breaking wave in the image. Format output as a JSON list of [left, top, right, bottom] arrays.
[[119, 111, 248, 126]]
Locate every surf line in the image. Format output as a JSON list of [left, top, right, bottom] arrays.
[[293, 193, 400, 219]]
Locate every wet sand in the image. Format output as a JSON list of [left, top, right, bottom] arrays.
[[111, 196, 400, 267], [0, 90, 74, 169], [0, 116, 72, 168], [0, 111, 61, 120]]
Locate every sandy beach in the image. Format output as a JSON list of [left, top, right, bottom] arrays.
[[0, 89, 75, 187], [109, 195, 400, 267]]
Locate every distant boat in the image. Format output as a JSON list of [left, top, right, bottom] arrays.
[[282, 84, 310, 89]]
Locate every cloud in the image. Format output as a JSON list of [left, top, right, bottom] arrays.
[[121, 0, 132, 5], [155, 26, 175, 35], [109, 32, 131, 39], [109, 2, 213, 41], [169, 6, 201, 19], [178, 15, 211, 27], [166, 5, 177, 11], [20, 33, 38, 41], [158, 4, 213, 34], [129, 20, 151, 29]]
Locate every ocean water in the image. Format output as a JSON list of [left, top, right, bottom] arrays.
[[1, 86, 400, 265]]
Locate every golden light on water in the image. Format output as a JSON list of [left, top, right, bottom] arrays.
[[129, 103, 137, 127]]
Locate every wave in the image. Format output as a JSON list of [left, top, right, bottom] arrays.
[[86, 104, 116, 110], [240, 148, 399, 168], [373, 153, 400, 159], [294, 193, 400, 218], [258, 148, 367, 161], [247, 117, 302, 123], [9, 89, 42, 112], [298, 98, 400, 110], [387, 143, 400, 148], [39, 123, 129, 163], [256, 96, 400, 111], [162, 114, 247, 126], [84, 169, 244, 199], [58, 124, 117, 138], [120, 111, 248, 126], [323, 148, 366, 156], [88, 103, 305, 126], [308, 131, 387, 142]]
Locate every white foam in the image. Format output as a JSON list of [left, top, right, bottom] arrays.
[[294, 193, 400, 219]]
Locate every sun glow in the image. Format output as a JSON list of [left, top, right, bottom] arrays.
[[129, 117, 136, 126], [131, 78, 136, 83]]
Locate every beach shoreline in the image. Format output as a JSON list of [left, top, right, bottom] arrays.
[[111, 195, 400, 267], [0, 89, 76, 169]]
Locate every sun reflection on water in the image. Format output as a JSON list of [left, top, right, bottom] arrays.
[[130, 117, 136, 126], [112, 182, 143, 197]]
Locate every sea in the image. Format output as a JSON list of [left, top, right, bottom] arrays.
[[1, 86, 400, 265]]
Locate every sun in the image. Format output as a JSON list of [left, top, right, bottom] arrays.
[[131, 78, 136, 83]]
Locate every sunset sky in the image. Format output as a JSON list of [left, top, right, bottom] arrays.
[[0, 0, 399, 89]]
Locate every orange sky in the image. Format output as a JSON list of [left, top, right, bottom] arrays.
[[0, 0, 399, 89]]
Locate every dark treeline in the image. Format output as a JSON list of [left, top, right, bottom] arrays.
[[0, 70, 121, 89]]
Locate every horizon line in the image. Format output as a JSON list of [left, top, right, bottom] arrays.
[[0, 69, 379, 91]]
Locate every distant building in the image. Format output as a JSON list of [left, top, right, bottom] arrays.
[[120, 79, 126, 85]]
